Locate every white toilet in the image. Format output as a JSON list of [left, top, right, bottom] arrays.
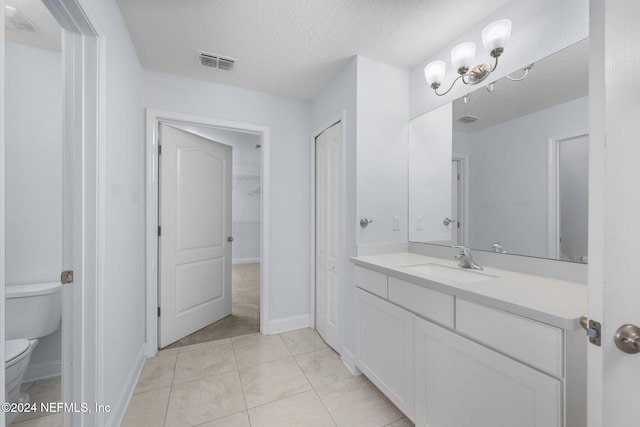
[[5, 282, 62, 424]]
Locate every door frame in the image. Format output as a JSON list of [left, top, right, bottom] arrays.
[[146, 109, 270, 354], [1, 3, 7, 416], [547, 129, 588, 259], [309, 112, 346, 352], [451, 156, 468, 246]]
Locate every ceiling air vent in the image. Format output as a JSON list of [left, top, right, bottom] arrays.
[[198, 51, 237, 71], [456, 115, 480, 124]]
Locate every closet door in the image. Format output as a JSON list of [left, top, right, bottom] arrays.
[[315, 121, 343, 352]]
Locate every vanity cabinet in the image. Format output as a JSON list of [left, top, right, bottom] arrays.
[[353, 262, 586, 427], [354, 287, 415, 420], [414, 316, 561, 427]]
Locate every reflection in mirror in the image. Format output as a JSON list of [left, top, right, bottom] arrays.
[[409, 39, 589, 262], [408, 103, 453, 244]]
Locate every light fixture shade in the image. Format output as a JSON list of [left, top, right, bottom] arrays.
[[451, 42, 476, 73], [4, 5, 17, 17], [482, 19, 512, 53], [424, 60, 446, 87]]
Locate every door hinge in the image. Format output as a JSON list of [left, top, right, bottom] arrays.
[[61, 270, 74, 285], [157, 307, 161, 317], [580, 315, 601, 346], [158, 226, 161, 237], [158, 145, 162, 155]]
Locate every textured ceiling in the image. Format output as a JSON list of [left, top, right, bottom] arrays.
[[116, 0, 511, 100]]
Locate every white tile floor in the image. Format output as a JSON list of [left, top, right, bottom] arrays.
[[123, 328, 414, 427], [10, 377, 62, 426]]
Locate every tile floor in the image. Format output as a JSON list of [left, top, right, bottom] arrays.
[[123, 328, 414, 427], [9, 377, 62, 426]]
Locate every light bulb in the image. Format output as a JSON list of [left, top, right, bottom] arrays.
[[4, 5, 17, 17]]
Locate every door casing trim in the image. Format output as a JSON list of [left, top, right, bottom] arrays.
[[145, 108, 270, 354]]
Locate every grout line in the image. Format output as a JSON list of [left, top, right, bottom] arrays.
[[312, 388, 340, 427], [232, 340, 251, 420], [161, 350, 178, 427]]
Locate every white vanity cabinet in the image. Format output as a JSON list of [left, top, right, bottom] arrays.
[[352, 260, 586, 427], [354, 285, 415, 420], [414, 316, 561, 427]]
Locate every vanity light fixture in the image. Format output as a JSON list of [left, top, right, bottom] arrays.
[[424, 19, 512, 96]]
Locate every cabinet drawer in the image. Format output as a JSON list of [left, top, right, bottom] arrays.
[[354, 266, 388, 298], [388, 277, 453, 328], [456, 299, 563, 378]]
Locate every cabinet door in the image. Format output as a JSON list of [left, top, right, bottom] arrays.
[[355, 288, 414, 420], [414, 317, 561, 427]]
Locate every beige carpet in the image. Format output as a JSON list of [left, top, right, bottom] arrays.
[[165, 263, 260, 349]]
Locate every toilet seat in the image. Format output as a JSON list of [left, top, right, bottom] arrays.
[[5, 339, 30, 366]]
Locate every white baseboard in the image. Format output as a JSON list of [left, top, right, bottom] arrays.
[[107, 343, 147, 427], [232, 258, 261, 265], [267, 314, 310, 335], [24, 360, 62, 383]]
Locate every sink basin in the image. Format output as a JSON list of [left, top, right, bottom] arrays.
[[403, 263, 497, 284]]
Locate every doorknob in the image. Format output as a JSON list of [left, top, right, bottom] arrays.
[[614, 324, 640, 354], [227, 236, 234, 242], [443, 217, 456, 226]]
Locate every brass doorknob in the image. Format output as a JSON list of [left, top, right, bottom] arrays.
[[614, 324, 640, 354]]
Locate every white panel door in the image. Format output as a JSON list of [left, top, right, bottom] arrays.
[[589, 3, 640, 426], [315, 121, 343, 352], [159, 124, 232, 347]]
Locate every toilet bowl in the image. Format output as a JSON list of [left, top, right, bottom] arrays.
[[5, 339, 38, 424], [4, 282, 61, 424]]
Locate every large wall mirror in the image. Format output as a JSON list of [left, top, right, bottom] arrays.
[[409, 38, 589, 263]]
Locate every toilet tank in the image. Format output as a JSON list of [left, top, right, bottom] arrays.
[[5, 282, 62, 340]]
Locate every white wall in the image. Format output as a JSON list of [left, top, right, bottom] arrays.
[[5, 43, 62, 285], [5, 42, 63, 380], [409, 0, 589, 119], [459, 96, 588, 258], [144, 70, 311, 322], [356, 56, 409, 244], [82, 0, 147, 423]]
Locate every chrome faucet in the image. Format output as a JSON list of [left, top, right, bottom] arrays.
[[454, 245, 483, 270]]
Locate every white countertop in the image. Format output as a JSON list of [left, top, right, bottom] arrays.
[[352, 252, 587, 330]]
